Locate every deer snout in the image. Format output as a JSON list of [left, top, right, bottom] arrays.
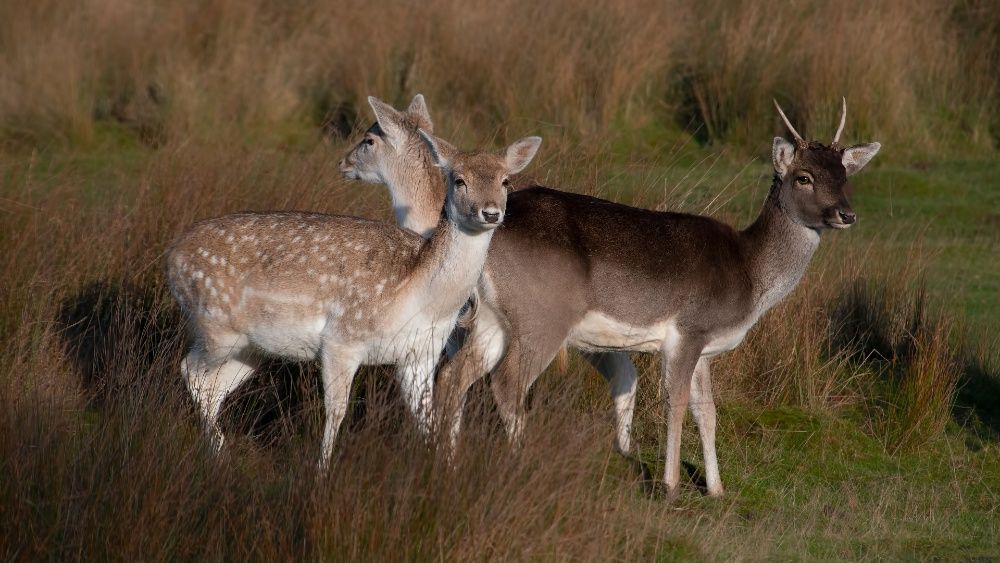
[[826, 205, 856, 229], [480, 206, 503, 224]]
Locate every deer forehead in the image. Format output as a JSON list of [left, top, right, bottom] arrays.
[[450, 152, 507, 180], [793, 145, 847, 181]]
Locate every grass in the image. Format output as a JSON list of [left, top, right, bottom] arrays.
[[2, 119, 997, 560], [2, 0, 999, 559]]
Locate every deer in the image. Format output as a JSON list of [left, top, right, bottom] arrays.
[[166, 126, 542, 467], [341, 95, 643, 460], [341, 96, 880, 497]]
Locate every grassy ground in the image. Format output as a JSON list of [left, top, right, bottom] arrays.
[[2, 122, 998, 560]]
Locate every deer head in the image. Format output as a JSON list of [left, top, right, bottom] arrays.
[[772, 98, 881, 230], [339, 94, 434, 185], [417, 129, 541, 233]]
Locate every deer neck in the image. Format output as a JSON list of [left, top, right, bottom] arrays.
[[404, 209, 494, 318], [741, 176, 821, 310], [382, 155, 447, 239]]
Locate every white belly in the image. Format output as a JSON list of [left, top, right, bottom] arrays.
[[567, 310, 752, 358], [245, 316, 326, 361], [567, 311, 679, 353]]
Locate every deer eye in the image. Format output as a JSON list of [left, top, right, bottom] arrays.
[[454, 178, 466, 188], [795, 175, 812, 185], [362, 137, 374, 147]]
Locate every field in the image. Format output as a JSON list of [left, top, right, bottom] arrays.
[[2, 0, 999, 560]]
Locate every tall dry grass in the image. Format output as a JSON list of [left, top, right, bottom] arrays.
[[0, 0, 996, 154]]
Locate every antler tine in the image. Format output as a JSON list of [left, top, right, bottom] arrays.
[[832, 96, 847, 145], [773, 99, 804, 143]]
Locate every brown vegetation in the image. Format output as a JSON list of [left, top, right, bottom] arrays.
[[0, 0, 997, 154]]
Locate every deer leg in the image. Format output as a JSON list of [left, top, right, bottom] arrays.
[[490, 336, 564, 445], [396, 353, 438, 439], [583, 351, 639, 455], [436, 308, 508, 450], [181, 339, 257, 452], [318, 344, 361, 469], [689, 357, 724, 496], [660, 340, 703, 497]]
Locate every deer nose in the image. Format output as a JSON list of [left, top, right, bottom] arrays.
[[480, 207, 502, 224], [839, 210, 856, 224]]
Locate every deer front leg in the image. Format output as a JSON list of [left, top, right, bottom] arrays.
[[661, 340, 703, 497], [435, 319, 508, 451], [396, 353, 438, 438], [689, 357, 724, 497], [491, 335, 565, 445], [319, 344, 362, 469]]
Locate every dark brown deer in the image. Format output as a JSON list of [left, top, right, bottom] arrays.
[[342, 96, 879, 497]]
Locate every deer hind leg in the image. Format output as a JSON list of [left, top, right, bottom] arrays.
[[181, 336, 257, 452], [490, 335, 564, 445], [318, 344, 362, 469], [660, 339, 703, 497], [583, 351, 639, 455], [689, 357, 724, 497]]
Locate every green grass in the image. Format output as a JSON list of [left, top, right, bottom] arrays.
[[615, 403, 1000, 559]]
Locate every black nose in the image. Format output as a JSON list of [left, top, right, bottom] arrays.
[[839, 210, 856, 224], [482, 210, 501, 224]]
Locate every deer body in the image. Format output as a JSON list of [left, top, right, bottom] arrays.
[[169, 124, 540, 466], [342, 96, 878, 496]]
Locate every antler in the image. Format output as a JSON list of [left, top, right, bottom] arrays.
[[773, 99, 804, 143], [832, 96, 847, 145]]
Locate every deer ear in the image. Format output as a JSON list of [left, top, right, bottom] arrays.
[[841, 142, 881, 176], [417, 128, 451, 169], [772, 137, 796, 176], [407, 94, 433, 133], [505, 136, 542, 174], [367, 96, 407, 151]]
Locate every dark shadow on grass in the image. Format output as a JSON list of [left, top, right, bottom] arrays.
[[56, 280, 409, 452], [682, 460, 708, 495], [827, 278, 1000, 442], [56, 281, 187, 407], [952, 357, 1000, 445]]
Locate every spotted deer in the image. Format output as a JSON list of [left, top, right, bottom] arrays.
[[342, 96, 879, 497], [167, 127, 542, 466]]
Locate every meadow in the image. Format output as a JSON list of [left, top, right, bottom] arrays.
[[1, 0, 998, 560]]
